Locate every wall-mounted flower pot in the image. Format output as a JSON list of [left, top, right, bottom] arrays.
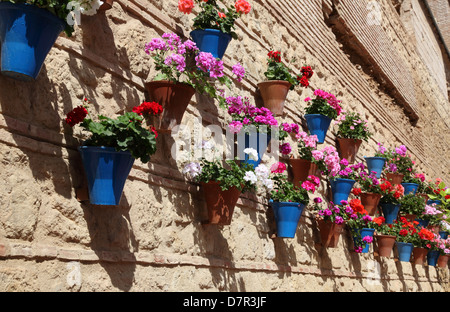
[[78, 146, 135, 205], [427, 250, 440, 266], [257, 80, 291, 116], [337, 138, 362, 164], [318, 219, 344, 248], [190, 28, 232, 59], [360, 192, 381, 216], [415, 218, 429, 228], [201, 181, 241, 225], [330, 178, 355, 205], [437, 255, 449, 268], [401, 183, 419, 195], [353, 228, 375, 253], [237, 131, 271, 169], [375, 234, 396, 257], [439, 231, 448, 239], [386, 172, 404, 185], [144, 80, 195, 132], [396, 242, 413, 262], [412, 247, 427, 265], [270, 200, 306, 238], [380, 203, 400, 224], [289, 158, 321, 188], [427, 199, 441, 206], [0, 2, 65, 81], [364, 156, 385, 179], [304, 114, 332, 144]]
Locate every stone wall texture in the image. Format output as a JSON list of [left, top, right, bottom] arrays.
[[0, 0, 449, 293]]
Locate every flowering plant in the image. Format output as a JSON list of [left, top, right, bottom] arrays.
[[178, 0, 251, 39], [410, 227, 439, 249], [334, 111, 372, 141], [303, 89, 342, 120], [345, 198, 377, 252], [373, 142, 388, 157], [383, 145, 415, 175], [398, 193, 426, 216], [313, 145, 341, 177], [64, 99, 160, 163], [372, 216, 398, 236], [313, 200, 350, 226], [379, 179, 404, 205], [268, 162, 319, 204], [393, 217, 417, 244], [352, 170, 382, 194], [144, 32, 245, 107], [183, 158, 256, 192], [420, 204, 444, 226], [227, 96, 279, 134], [263, 51, 313, 89], [278, 122, 300, 156], [437, 237, 450, 256], [330, 159, 364, 181]]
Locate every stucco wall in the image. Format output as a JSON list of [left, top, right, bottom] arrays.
[[0, 0, 449, 292]]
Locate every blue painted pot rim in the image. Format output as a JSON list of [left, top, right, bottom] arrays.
[[364, 156, 386, 160], [78, 146, 132, 155], [0, 2, 64, 23], [191, 28, 232, 37]]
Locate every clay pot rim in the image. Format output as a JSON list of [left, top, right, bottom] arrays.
[[144, 79, 195, 91], [257, 80, 292, 88]]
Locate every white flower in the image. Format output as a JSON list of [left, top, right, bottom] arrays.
[[262, 178, 274, 191], [183, 162, 202, 179], [243, 171, 258, 184], [243, 148, 259, 161], [255, 164, 269, 180]]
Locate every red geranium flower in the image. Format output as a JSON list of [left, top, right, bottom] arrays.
[[235, 0, 251, 14], [65, 105, 88, 127], [268, 51, 281, 62]]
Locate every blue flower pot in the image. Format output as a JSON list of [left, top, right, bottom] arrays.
[[415, 218, 429, 228], [396, 242, 413, 262], [304, 114, 332, 144], [380, 203, 400, 224], [353, 228, 375, 253], [427, 250, 440, 266], [78, 146, 135, 205], [401, 183, 419, 195], [190, 28, 232, 59], [364, 156, 386, 179], [270, 200, 306, 238], [238, 131, 271, 169], [0, 2, 65, 81], [330, 178, 355, 205], [427, 200, 441, 206], [439, 231, 448, 239]]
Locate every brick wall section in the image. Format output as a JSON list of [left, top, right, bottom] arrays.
[[426, 0, 450, 49], [0, 0, 449, 292]]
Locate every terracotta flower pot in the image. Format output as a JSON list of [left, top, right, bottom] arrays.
[[336, 138, 362, 164], [375, 234, 396, 257], [99, 0, 113, 10], [386, 172, 404, 185], [257, 80, 291, 116], [437, 254, 449, 268], [427, 224, 440, 234], [402, 214, 416, 223], [318, 219, 345, 248], [419, 193, 429, 203], [201, 181, 241, 225], [144, 80, 196, 131], [289, 158, 321, 188], [412, 247, 428, 265], [360, 192, 381, 216]]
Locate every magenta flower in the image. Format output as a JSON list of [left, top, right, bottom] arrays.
[[232, 62, 246, 82]]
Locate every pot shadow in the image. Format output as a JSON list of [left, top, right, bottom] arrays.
[[80, 193, 137, 291], [0, 66, 79, 201]]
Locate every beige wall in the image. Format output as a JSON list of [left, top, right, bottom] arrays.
[[0, 0, 449, 292]]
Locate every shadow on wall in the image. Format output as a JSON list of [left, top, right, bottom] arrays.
[[81, 195, 137, 291]]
